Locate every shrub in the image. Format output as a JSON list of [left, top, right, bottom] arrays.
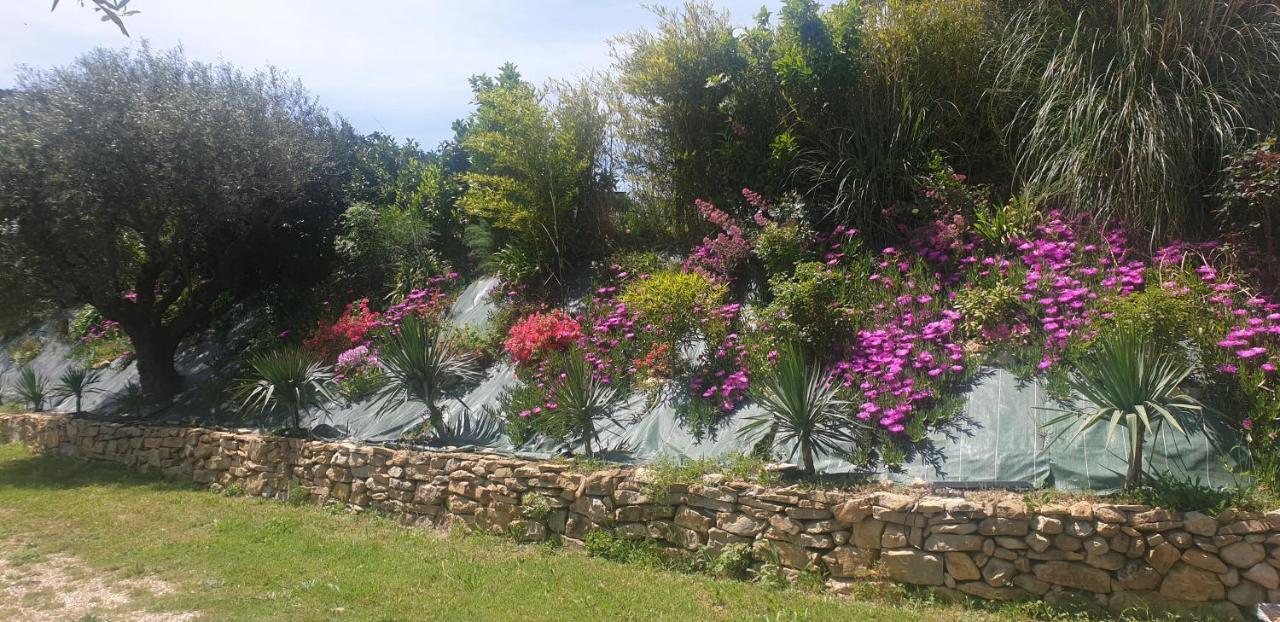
[[764, 262, 855, 352], [619, 269, 727, 349], [503, 310, 582, 365], [303, 299, 382, 363], [6, 336, 42, 366], [69, 307, 131, 368], [752, 220, 812, 277], [232, 348, 336, 433], [707, 542, 752, 579], [1217, 137, 1280, 257], [600, 251, 674, 282]]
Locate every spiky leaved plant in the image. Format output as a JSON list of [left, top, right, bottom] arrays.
[[53, 365, 101, 413], [12, 366, 50, 412], [738, 343, 859, 476], [232, 347, 335, 433], [1043, 328, 1210, 489], [373, 316, 478, 440], [542, 349, 625, 457]]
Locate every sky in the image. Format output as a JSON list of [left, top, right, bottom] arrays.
[[2, 0, 786, 148]]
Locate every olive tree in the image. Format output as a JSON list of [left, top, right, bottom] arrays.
[[0, 46, 350, 400]]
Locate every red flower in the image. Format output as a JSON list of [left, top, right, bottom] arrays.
[[504, 310, 582, 364]]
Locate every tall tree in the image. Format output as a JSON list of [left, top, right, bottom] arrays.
[[0, 46, 351, 400]]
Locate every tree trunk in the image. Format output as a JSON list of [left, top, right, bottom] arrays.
[[427, 402, 446, 439], [129, 328, 183, 402], [582, 420, 594, 457], [1125, 432, 1145, 490], [801, 438, 815, 476]]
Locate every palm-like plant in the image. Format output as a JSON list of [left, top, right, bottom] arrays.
[[113, 381, 146, 418], [738, 344, 858, 476], [1043, 329, 1208, 489], [544, 351, 624, 457], [373, 316, 478, 440], [232, 347, 335, 432], [13, 366, 50, 412], [53, 365, 101, 413]]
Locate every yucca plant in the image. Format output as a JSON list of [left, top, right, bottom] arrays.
[[13, 366, 50, 412], [373, 316, 478, 440], [1042, 329, 1209, 489], [542, 350, 625, 457], [989, 0, 1280, 240], [738, 343, 859, 476], [113, 381, 146, 418], [232, 347, 335, 433], [53, 365, 101, 413]]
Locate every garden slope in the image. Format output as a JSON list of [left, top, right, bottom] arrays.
[[0, 275, 1242, 492]]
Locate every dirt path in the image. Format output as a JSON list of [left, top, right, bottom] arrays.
[[0, 539, 197, 622]]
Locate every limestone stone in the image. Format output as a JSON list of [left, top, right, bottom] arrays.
[[1159, 563, 1225, 602], [1012, 573, 1051, 595], [1026, 532, 1052, 553], [1181, 549, 1228, 574], [924, 534, 986, 552], [716, 512, 763, 537], [1183, 511, 1217, 537], [945, 552, 981, 581], [1117, 560, 1163, 591], [1228, 580, 1266, 607], [982, 558, 1016, 587], [956, 581, 1026, 601], [1033, 516, 1064, 535], [674, 507, 713, 532], [1221, 542, 1266, 568], [1147, 542, 1181, 573], [1032, 561, 1112, 593], [881, 550, 945, 586], [852, 518, 885, 549], [822, 546, 872, 578], [1243, 562, 1280, 589], [978, 517, 1028, 537], [831, 499, 871, 524]]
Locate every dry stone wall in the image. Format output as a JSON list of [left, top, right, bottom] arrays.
[[3, 413, 1276, 620]]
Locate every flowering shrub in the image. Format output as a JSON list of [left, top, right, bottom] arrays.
[[333, 344, 384, 401], [303, 298, 381, 362], [1217, 137, 1280, 257], [68, 306, 132, 367], [503, 310, 582, 365], [683, 199, 751, 280], [618, 270, 728, 350]]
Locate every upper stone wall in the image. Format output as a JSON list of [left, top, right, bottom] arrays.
[[1, 413, 1274, 620]]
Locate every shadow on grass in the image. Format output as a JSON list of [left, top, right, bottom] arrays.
[[0, 451, 201, 494]]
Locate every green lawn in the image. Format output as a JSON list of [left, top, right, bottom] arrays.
[[0, 444, 1053, 622]]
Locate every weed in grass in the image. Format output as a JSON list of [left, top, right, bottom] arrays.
[[286, 482, 311, 506], [220, 482, 245, 497], [519, 492, 553, 521], [640, 453, 775, 502], [706, 542, 752, 580], [583, 530, 663, 566]]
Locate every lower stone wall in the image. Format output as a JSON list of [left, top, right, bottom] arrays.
[[2, 413, 1276, 620]]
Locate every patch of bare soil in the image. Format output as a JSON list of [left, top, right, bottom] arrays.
[[0, 539, 197, 622]]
